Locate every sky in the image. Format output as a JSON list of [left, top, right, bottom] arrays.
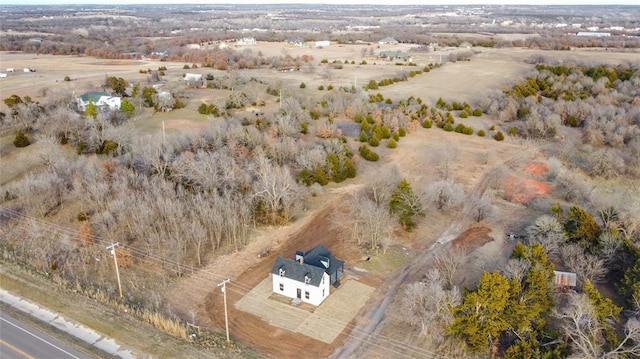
[[5, 0, 640, 5]]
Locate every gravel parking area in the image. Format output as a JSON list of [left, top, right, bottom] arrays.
[[235, 276, 374, 344]]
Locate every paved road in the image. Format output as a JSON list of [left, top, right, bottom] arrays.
[[0, 311, 91, 359]]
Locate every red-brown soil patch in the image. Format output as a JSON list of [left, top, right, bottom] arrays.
[[451, 227, 494, 251], [523, 161, 549, 177], [503, 174, 551, 204]]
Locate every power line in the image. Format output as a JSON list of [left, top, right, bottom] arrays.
[[0, 207, 450, 359]]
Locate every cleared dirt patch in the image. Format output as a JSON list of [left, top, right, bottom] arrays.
[[451, 226, 494, 251], [235, 277, 374, 344], [523, 161, 549, 176], [503, 174, 551, 204]]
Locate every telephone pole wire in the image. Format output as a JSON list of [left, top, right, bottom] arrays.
[[217, 279, 231, 342], [107, 243, 123, 298]]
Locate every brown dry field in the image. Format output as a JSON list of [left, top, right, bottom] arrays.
[[2, 44, 639, 358]]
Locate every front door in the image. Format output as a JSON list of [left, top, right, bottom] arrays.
[[296, 288, 301, 299]]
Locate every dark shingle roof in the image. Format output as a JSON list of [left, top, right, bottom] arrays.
[[271, 244, 344, 287], [271, 257, 326, 287], [301, 244, 344, 279]]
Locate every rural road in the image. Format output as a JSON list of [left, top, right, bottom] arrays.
[[0, 311, 91, 359]]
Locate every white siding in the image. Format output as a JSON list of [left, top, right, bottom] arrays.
[[272, 272, 330, 306]]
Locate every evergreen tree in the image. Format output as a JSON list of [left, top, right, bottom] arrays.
[[13, 130, 30, 147], [120, 98, 135, 117], [449, 272, 512, 353], [84, 100, 98, 119], [389, 179, 424, 231], [564, 206, 602, 247]]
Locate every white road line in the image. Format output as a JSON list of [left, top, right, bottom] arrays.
[[0, 316, 81, 359]]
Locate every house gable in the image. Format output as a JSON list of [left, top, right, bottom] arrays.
[[271, 257, 326, 287]]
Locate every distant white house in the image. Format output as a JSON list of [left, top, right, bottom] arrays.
[[0, 73, 7, 78], [183, 73, 203, 82], [237, 37, 257, 45], [577, 32, 611, 37], [286, 37, 307, 47], [218, 42, 230, 50], [76, 92, 121, 111], [23, 68, 35, 73], [6, 68, 14, 72], [315, 40, 331, 48], [378, 37, 399, 45], [271, 244, 344, 306]]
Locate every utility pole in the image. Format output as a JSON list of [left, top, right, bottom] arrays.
[[217, 279, 231, 342], [107, 243, 123, 298]]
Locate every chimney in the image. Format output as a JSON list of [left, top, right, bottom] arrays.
[[299, 257, 304, 265]]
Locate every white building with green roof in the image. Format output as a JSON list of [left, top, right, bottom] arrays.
[[77, 91, 121, 111]]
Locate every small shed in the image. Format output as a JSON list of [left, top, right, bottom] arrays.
[[554, 270, 577, 288]]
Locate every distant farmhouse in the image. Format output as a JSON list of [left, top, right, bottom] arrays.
[[237, 37, 257, 45], [271, 244, 344, 306], [378, 37, 399, 45], [315, 40, 331, 48], [286, 37, 307, 47], [576, 31, 611, 37], [379, 50, 412, 61], [76, 92, 121, 111]]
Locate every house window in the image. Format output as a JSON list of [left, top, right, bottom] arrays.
[[305, 291, 310, 300], [322, 288, 325, 297], [279, 283, 284, 291]]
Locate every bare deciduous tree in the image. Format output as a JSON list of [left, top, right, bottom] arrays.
[[561, 244, 606, 287], [395, 269, 460, 343], [424, 179, 464, 211], [527, 215, 566, 258], [433, 245, 467, 289], [367, 166, 400, 206], [332, 192, 396, 252]]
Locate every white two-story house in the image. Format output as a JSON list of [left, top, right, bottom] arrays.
[[271, 244, 344, 306]]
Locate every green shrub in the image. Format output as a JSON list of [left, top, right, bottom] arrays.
[[13, 130, 30, 147], [459, 111, 469, 118], [309, 109, 320, 120], [300, 82, 306, 88], [422, 119, 433, 128], [472, 108, 483, 117], [478, 129, 486, 137], [385, 98, 392, 104], [99, 140, 119, 156], [359, 130, 369, 142], [368, 136, 380, 147], [454, 124, 466, 133], [321, 59, 328, 63], [76, 141, 87, 155], [387, 138, 397, 148], [463, 126, 474, 135], [443, 122, 454, 132], [183, 64, 190, 69], [494, 131, 505, 141], [393, 132, 400, 141], [318, 85, 324, 90], [490, 125, 496, 131], [398, 127, 407, 137], [508, 127, 518, 136], [327, 85, 334, 90], [360, 60, 367, 65], [301, 122, 308, 134], [64, 76, 71, 82], [359, 145, 379, 161], [566, 115, 579, 127]]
